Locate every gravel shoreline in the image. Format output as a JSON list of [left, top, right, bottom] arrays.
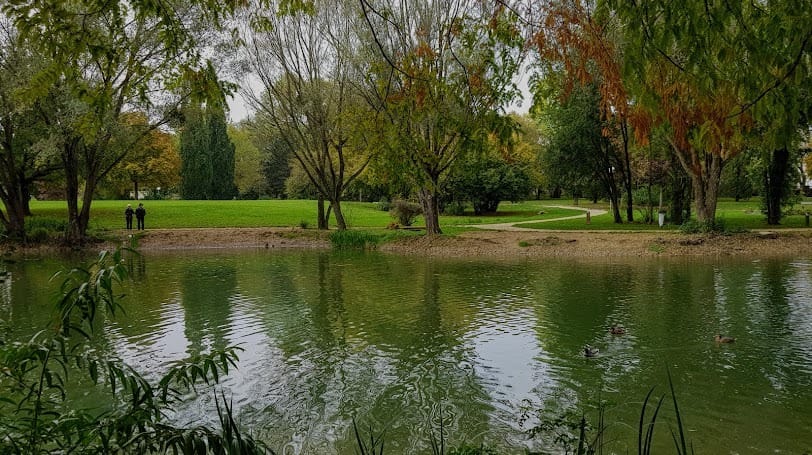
[[116, 227, 812, 259], [4, 228, 809, 259]]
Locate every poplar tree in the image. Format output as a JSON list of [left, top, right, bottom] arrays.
[[180, 104, 237, 200], [180, 107, 212, 200], [208, 109, 237, 199]]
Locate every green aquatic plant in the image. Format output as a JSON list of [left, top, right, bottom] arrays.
[[0, 248, 269, 454], [635, 370, 694, 455], [329, 230, 381, 250]]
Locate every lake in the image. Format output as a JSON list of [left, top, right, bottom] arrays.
[[2, 250, 811, 454]]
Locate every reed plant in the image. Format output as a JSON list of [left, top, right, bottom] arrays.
[[328, 230, 381, 250]]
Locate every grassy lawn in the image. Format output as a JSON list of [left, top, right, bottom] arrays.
[[27, 197, 811, 232]]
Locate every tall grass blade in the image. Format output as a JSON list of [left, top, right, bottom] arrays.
[[352, 419, 385, 455], [667, 368, 691, 455], [576, 415, 587, 455], [637, 386, 664, 455]]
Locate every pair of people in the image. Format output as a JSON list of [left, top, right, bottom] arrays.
[[125, 203, 146, 230]]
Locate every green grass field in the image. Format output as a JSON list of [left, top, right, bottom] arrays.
[[26, 197, 812, 233]]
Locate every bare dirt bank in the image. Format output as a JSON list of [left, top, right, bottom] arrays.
[[127, 227, 332, 250], [109, 227, 812, 259]]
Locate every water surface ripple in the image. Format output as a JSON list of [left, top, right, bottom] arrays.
[[3, 252, 811, 453]]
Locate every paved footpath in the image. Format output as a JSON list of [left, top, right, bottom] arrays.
[[467, 206, 608, 232]]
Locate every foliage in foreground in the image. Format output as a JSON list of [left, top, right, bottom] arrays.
[[0, 248, 269, 454]]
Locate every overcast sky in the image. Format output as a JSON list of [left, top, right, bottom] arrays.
[[226, 71, 533, 123]]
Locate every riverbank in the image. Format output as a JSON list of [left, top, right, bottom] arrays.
[[103, 227, 812, 258]]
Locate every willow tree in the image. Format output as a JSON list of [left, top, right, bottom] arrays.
[[599, 0, 812, 223], [245, 0, 374, 230], [360, 0, 525, 235]]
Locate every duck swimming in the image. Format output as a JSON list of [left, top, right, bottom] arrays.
[[610, 326, 625, 335], [714, 334, 735, 343], [584, 346, 599, 357]]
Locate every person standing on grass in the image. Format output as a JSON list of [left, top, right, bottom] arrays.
[[135, 203, 146, 230], [125, 204, 134, 230]]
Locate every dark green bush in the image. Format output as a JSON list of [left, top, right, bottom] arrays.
[[24, 217, 67, 243], [376, 197, 391, 212], [680, 218, 726, 234], [679, 218, 747, 235], [389, 199, 422, 226], [443, 201, 467, 216], [26, 227, 50, 243]]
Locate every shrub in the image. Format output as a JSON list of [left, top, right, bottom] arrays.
[[389, 199, 422, 226], [239, 189, 261, 200], [299, 220, 309, 229], [376, 197, 391, 212], [443, 201, 467, 216], [26, 227, 50, 243], [680, 218, 720, 234], [679, 218, 747, 235], [24, 217, 67, 243]]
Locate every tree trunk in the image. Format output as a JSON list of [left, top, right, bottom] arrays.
[[668, 153, 688, 225], [0, 178, 28, 240], [317, 195, 328, 230], [21, 179, 32, 216], [734, 162, 743, 202], [610, 193, 622, 223], [73, 172, 98, 242], [670, 140, 725, 224], [0, 123, 28, 238], [418, 187, 442, 235], [0, 192, 27, 240], [331, 198, 347, 230], [764, 147, 789, 225], [690, 154, 724, 224], [605, 170, 622, 223], [620, 121, 634, 222], [134, 180, 139, 200], [63, 141, 83, 244]]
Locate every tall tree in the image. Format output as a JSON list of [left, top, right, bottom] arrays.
[[229, 124, 265, 198], [538, 81, 623, 222], [3, 1, 231, 242], [245, 0, 375, 230], [179, 101, 237, 200], [102, 115, 181, 199], [180, 107, 211, 200], [207, 107, 237, 199], [361, 0, 524, 234], [510, 114, 546, 200], [0, 20, 61, 238], [255, 127, 294, 199], [600, 0, 812, 223], [531, 0, 635, 222]]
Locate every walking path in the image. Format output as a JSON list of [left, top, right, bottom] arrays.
[[466, 205, 608, 232]]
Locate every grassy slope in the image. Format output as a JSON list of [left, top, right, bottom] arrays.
[[27, 198, 812, 232]]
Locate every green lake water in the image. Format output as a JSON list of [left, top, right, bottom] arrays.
[[1, 250, 811, 454]]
